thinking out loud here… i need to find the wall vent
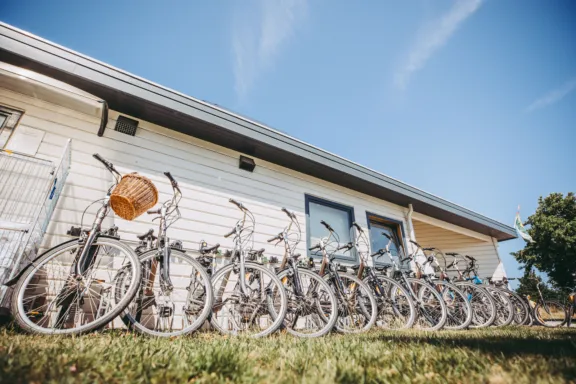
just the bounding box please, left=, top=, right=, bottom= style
left=114, top=116, right=138, bottom=136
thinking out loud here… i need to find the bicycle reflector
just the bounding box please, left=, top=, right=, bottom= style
left=569, top=294, right=575, bottom=303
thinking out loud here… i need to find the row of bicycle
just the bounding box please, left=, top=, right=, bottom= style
left=3, top=154, right=567, bottom=338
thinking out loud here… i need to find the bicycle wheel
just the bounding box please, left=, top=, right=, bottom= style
left=485, top=286, right=514, bottom=327
left=534, top=300, right=567, bottom=328
left=433, top=280, right=473, bottom=330
left=120, top=249, right=213, bottom=337
left=327, top=273, right=377, bottom=333
left=365, top=275, right=416, bottom=330
left=404, top=278, right=447, bottom=331
left=276, top=268, right=338, bottom=337
left=11, top=237, right=141, bottom=335
left=454, top=282, right=497, bottom=328
left=210, top=262, right=287, bottom=338
left=503, top=289, right=530, bottom=326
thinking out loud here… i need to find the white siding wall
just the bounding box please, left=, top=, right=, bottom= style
left=0, top=88, right=413, bottom=265
left=0, top=86, right=505, bottom=277
left=412, top=219, right=505, bottom=279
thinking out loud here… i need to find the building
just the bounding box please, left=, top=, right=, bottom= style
left=0, top=23, right=516, bottom=285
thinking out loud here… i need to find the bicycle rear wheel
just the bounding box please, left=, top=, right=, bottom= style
left=120, top=249, right=213, bottom=337
left=503, top=289, right=530, bottom=326
left=534, top=300, right=567, bottom=328
left=210, top=262, right=287, bottom=338
left=11, top=237, right=141, bottom=335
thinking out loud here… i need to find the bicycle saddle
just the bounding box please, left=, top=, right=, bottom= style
left=373, top=264, right=393, bottom=272
left=137, top=229, right=157, bottom=240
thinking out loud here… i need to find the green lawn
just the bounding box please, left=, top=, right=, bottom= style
left=1, top=327, right=575, bottom=384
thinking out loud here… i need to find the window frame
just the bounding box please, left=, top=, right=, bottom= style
left=0, top=104, right=24, bottom=149
left=305, top=194, right=356, bottom=262
left=366, top=212, right=407, bottom=266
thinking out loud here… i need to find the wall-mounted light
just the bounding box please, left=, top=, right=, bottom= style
left=239, top=155, right=256, bottom=172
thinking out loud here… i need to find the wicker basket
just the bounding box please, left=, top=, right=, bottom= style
left=110, top=173, right=158, bottom=221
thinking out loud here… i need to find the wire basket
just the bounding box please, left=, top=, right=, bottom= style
left=110, top=173, right=158, bottom=220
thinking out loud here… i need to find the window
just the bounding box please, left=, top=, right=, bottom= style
left=0, top=105, right=23, bottom=149
left=367, top=213, right=405, bottom=265
left=305, top=195, right=355, bottom=261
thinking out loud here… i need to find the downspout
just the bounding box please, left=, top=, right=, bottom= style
left=97, top=100, right=109, bottom=137
left=404, top=204, right=416, bottom=272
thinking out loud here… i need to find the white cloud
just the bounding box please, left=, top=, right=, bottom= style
left=232, top=0, right=307, bottom=100
left=395, top=0, right=483, bottom=89
left=525, top=77, right=576, bottom=112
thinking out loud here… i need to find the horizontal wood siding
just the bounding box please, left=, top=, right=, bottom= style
left=413, top=220, right=504, bottom=278
left=0, top=88, right=412, bottom=265
left=0, top=86, right=504, bottom=279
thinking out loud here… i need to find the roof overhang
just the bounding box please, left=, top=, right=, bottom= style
left=0, top=22, right=517, bottom=241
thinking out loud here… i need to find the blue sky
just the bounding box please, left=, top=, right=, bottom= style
left=3, top=0, right=575, bottom=284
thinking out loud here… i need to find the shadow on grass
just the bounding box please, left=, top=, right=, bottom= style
left=371, top=329, right=576, bottom=358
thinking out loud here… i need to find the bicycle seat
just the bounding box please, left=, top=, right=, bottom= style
left=374, top=264, right=393, bottom=272
left=200, top=243, right=220, bottom=255
left=137, top=229, right=157, bottom=240
left=248, top=248, right=265, bottom=257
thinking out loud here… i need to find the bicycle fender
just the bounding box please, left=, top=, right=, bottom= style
left=2, top=235, right=120, bottom=287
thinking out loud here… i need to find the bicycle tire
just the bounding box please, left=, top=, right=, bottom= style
left=120, top=249, right=214, bottom=337
left=210, top=262, right=287, bottom=338
left=276, top=268, right=338, bottom=338
left=11, top=237, right=141, bottom=335
left=404, top=277, right=448, bottom=331
left=326, top=272, right=377, bottom=334
left=501, top=288, right=530, bottom=326
left=433, top=280, right=473, bottom=330
left=484, top=286, right=514, bottom=327
left=533, top=300, right=567, bottom=328
left=454, top=282, right=497, bottom=328
left=364, top=274, right=416, bottom=330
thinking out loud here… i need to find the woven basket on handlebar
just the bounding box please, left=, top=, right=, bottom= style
left=110, top=173, right=158, bottom=221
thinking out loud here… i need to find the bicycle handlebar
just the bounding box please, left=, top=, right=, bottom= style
left=336, top=243, right=352, bottom=251
left=164, top=171, right=181, bottom=192
left=370, top=249, right=384, bottom=257
left=147, top=209, right=161, bottom=215
left=93, top=153, right=120, bottom=176
left=465, top=255, right=476, bottom=262
left=281, top=207, right=296, bottom=220
left=353, top=222, right=363, bottom=233
left=267, top=234, right=282, bottom=243
left=320, top=220, right=334, bottom=232
left=309, top=245, right=320, bottom=251
left=229, top=199, right=245, bottom=211
left=382, top=232, right=392, bottom=240
left=409, top=239, right=421, bottom=248
left=224, top=228, right=236, bottom=238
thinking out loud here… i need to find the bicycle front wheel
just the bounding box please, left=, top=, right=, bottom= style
left=11, top=237, right=141, bottom=335
left=365, top=275, right=416, bottom=330
left=210, top=262, right=287, bottom=338
left=120, top=249, right=214, bottom=337
left=485, top=286, right=514, bottom=327
left=454, top=282, right=496, bottom=328
left=277, top=268, right=338, bottom=338
left=405, top=278, right=447, bottom=331
left=327, top=272, right=377, bottom=334
left=433, top=280, right=473, bottom=330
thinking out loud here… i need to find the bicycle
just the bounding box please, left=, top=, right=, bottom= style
left=5, top=154, right=143, bottom=334
left=267, top=208, right=338, bottom=337
left=523, top=276, right=567, bottom=328
left=210, top=199, right=288, bottom=337
left=449, top=253, right=514, bottom=327
left=409, top=244, right=473, bottom=330
left=342, top=223, right=416, bottom=330
left=484, top=276, right=530, bottom=326
left=309, top=220, right=377, bottom=333
left=119, top=172, right=214, bottom=337
left=372, top=238, right=448, bottom=331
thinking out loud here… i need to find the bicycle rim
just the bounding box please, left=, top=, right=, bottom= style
left=405, top=278, right=447, bottom=331
left=366, top=275, right=416, bottom=330
left=12, top=237, right=141, bottom=335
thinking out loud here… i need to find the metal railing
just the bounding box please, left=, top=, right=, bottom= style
left=0, top=139, right=71, bottom=307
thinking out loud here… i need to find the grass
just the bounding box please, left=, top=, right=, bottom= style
left=1, top=327, right=575, bottom=384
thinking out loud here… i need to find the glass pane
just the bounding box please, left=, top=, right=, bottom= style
left=0, top=113, right=9, bottom=148
left=369, top=221, right=402, bottom=264
left=308, top=200, right=352, bottom=257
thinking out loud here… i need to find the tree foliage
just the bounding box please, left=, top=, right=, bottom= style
left=512, top=192, right=576, bottom=290
left=515, top=270, right=558, bottom=299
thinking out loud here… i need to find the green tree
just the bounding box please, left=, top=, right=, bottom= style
left=512, top=192, right=576, bottom=290
left=515, top=270, right=558, bottom=299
